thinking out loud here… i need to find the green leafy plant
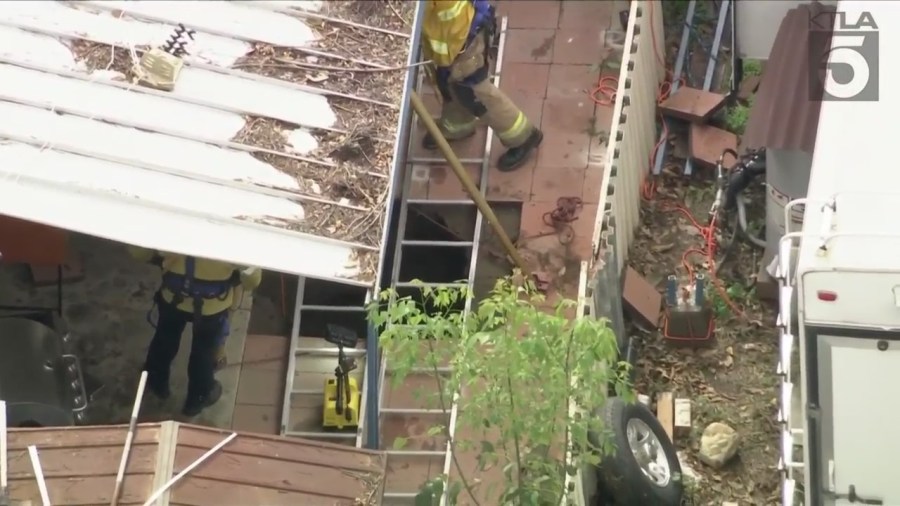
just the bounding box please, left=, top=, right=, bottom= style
left=369, top=275, right=632, bottom=506
left=742, top=59, right=762, bottom=77
left=724, top=96, right=754, bottom=134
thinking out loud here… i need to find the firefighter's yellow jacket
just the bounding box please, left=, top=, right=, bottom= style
left=422, top=0, right=476, bottom=67
left=128, top=246, right=262, bottom=316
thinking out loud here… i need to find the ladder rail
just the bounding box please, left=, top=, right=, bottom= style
left=378, top=63, right=459, bottom=501
left=280, top=275, right=307, bottom=435
left=438, top=16, right=510, bottom=505
left=280, top=274, right=372, bottom=446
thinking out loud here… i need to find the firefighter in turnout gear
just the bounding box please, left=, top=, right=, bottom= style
left=129, top=246, right=262, bottom=417
left=422, top=0, right=543, bottom=172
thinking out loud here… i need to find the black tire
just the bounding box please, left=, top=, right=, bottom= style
left=594, top=397, right=683, bottom=506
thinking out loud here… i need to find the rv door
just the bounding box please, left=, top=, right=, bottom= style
left=807, top=326, right=898, bottom=506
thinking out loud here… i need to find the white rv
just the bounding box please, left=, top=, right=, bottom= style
left=776, top=2, right=893, bottom=505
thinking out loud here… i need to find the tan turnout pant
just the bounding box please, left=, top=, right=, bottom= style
left=437, top=31, right=534, bottom=148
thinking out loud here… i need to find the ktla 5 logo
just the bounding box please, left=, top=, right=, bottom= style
left=809, top=9, right=879, bottom=102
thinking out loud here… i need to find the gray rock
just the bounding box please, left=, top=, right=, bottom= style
left=698, top=422, right=739, bottom=469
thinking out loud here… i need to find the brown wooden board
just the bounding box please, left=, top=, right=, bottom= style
left=689, top=124, right=738, bottom=171
left=656, top=392, right=675, bottom=441
left=5, top=422, right=387, bottom=506
left=6, top=425, right=160, bottom=505
left=622, top=267, right=662, bottom=329
left=171, top=425, right=386, bottom=505
left=659, top=87, right=727, bottom=123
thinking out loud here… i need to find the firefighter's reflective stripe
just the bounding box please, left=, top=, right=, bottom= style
left=429, top=39, right=450, bottom=55
left=497, top=112, right=529, bottom=143
left=436, top=1, right=468, bottom=21
left=423, top=0, right=475, bottom=67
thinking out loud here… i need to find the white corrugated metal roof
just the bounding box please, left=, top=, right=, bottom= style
left=0, top=0, right=407, bottom=284
left=799, top=0, right=894, bottom=272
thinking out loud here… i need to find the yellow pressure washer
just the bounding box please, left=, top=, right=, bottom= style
left=322, top=324, right=361, bottom=430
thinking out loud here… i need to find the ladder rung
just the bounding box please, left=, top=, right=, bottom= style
left=401, top=239, right=474, bottom=247
left=382, top=492, right=420, bottom=499
left=285, top=431, right=357, bottom=439
left=291, top=388, right=323, bottom=395
left=407, top=366, right=452, bottom=373
left=299, top=305, right=366, bottom=312
left=408, top=156, right=485, bottom=164
left=380, top=408, right=447, bottom=415
left=407, top=199, right=477, bottom=205
left=384, top=449, right=445, bottom=456
left=294, top=347, right=366, bottom=356
left=394, top=282, right=467, bottom=289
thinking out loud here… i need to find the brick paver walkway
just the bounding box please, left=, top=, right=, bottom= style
left=442, top=1, right=619, bottom=502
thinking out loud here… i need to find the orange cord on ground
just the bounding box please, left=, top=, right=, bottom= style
left=588, top=1, right=745, bottom=320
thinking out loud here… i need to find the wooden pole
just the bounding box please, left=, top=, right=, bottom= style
left=408, top=90, right=530, bottom=275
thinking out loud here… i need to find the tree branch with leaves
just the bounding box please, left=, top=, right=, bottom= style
left=369, top=275, right=633, bottom=505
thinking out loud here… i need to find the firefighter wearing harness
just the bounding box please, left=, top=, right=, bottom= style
left=422, top=0, right=543, bottom=172
left=129, top=246, right=262, bottom=417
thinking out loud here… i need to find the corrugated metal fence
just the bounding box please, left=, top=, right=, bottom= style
left=569, top=1, right=665, bottom=503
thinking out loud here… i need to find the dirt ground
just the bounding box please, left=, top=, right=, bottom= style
left=627, top=2, right=781, bottom=504
left=0, top=233, right=253, bottom=428
left=630, top=178, right=780, bottom=505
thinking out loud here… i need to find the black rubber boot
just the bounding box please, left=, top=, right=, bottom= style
left=497, top=129, right=544, bottom=172
left=182, top=380, right=223, bottom=417
left=422, top=129, right=476, bottom=151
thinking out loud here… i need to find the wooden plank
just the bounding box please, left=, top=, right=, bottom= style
left=656, top=392, right=674, bottom=441
left=658, top=87, right=727, bottom=123
left=175, top=425, right=383, bottom=473
left=6, top=444, right=159, bottom=478
left=8, top=473, right=155, bottom=505
left=170, top=446, right=376, bottom=500
left=689, top=124, right=738, bottom=170
left=8, top=425, right=160, bottom=449
left=674, top=398, right=692, bottom=437
left=622, top=267, right=662, bottom=329
left=169, top=477, right=352, bottom=506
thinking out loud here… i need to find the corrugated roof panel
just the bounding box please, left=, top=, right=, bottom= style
left=0, top=0, right=411, bottom=283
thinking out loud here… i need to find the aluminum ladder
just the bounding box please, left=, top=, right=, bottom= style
left=379, top=16, right=510, bottom=504
left=279, top=276, right=372, bottom=448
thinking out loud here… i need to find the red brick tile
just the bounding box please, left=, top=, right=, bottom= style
left=486, top=165, right=534, bottom=200
left=496, top=0, right=561, bottom=29
left=504, top=29, right=556, bottom=64
left=569, top=204, right=599, bottom=260
left=531, top=166, right=586, bottom=203
left=236, top=368, right=284, bottom=406
left=427, top=163, right=483, bottom=201
left=583, top=163, right=606, bottom=204
left=537, top=97, right=596, bottom=169
left=547, top=64, right=598, bottom=98
left=519, top=201, right=560, bottom=238
left=553, top=26, right=609, bottom=65
left=242, top=334, right=289, bottom=371
left=558, top=1, right=615, bottom=29
left=500, top=63, right=550, bottom=98
left=231, top=403, right=280, bottom=435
